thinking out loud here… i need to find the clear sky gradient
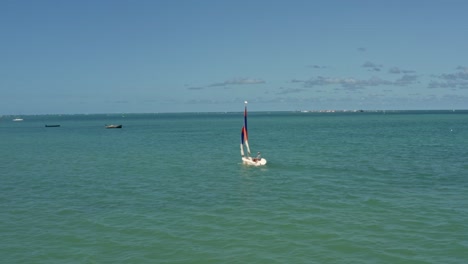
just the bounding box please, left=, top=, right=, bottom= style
left=1, top=0, right=468, bottom=114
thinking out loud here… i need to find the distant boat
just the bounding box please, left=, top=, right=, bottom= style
left=240, top=101, right=267, bottom=166
left=12, top=118, right=23, bottom=122
left=45, top=125, right=60, bottom=127
left=105, top=124, right=122, bottom=129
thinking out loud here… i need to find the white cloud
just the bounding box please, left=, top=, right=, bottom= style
left=297, top=73, right=419, bottom=90
left=389, top=67, right=401, bottom=74
left=276, top=87, right=306, bottom=95
left=208, top=78, right=265, bottom=87
left=362, top=61, right=383, bottom=72
left=429, top=67, right=468, bottom=89
left=307, top=65, right=326, bottom=69
left=303, top=76, right=393, bottom=90
left=394, top=75, right=419, bottom=86
left=187, top=77, right=266, bottom=91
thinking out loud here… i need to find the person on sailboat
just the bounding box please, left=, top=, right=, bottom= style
left=253, top=152, right=261, bottom=162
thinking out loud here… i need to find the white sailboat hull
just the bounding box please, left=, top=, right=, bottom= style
left=242, top=157, right=267, bottom=166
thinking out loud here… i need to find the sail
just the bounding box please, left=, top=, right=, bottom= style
left=240, top=104, right=251, bottom=157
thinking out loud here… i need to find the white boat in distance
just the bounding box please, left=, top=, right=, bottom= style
left=240, top=101, right=267, bottom=166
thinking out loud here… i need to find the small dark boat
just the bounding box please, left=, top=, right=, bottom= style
left=45, top=125, right=60, bottom=127
left=105, top=124, right=122, bottom=129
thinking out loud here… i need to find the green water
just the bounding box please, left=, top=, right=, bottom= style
left=1, top=111, right=467, bottom=263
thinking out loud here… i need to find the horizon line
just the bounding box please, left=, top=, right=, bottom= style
left=1, top=109, right=467, bottom=116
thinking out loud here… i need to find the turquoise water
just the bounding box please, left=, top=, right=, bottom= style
left=1, top=111, right=467, bottom=263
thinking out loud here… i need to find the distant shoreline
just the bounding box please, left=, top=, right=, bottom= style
left=1, top=109, right=467, bottom=117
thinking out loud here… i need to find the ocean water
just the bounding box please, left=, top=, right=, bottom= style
left=1, top=111, right=467, bottom=263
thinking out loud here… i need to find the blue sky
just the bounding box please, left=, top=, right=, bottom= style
left=1, top=0, right=468, bottom=114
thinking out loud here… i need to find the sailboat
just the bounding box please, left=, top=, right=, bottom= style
left=240, top=101, right=267, bottom=166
